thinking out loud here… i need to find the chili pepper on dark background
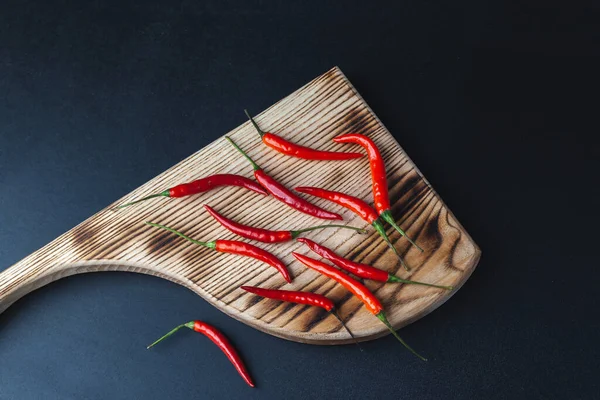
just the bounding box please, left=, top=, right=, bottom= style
left=147, top=320, right=254, bottom=387
left=116, top=174, right=268, bottom=209
left=244, top=110, right=363, bottom=160
left=146, top=222, right=292, bottom=283
left=333, top=133, right=423, bottom=252
left=226, top=136, right=342, bottom=220
left=295, top=186, right=410, bottom=270
left=297, top=238, right=452, bottom=290
left=205, top=205, right=365, bottom=243
left=292, top=251, right=426, bottom=360
left=240, top=286, right=360, bottom=347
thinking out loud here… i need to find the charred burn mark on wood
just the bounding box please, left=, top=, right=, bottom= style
left=348, top=238, right=391, bottom=265
left=283, top=304, right=312, bottom=328
left=423, top=211, right=442, bottom=248
left=394, top=173, right=422, bottom=202
left=341, top=108, right=375, bottom=134
left=302, top=307, right=330, bottom=332
left=71, top=223, right=100, bottom=247
left=146, top=231, right=178, bottom=254
left=399, top=184, right=431, bottom=215
left=323, top=167, right=347, bottom=187
left=249, top=269, right=296, bottom=293
left=254, top=302, right=280, bottom=320
left=329, top=290, right=356, bottom=315
left=321, top=67, right=339, bottom=82
left=263, top=301, right=299, bottom=324
left=245, top=293, right=264, bottom=309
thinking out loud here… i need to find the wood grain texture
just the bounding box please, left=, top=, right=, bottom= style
left=0, top=67, right=480, bottom=344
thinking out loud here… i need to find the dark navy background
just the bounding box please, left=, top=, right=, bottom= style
left=1, top=1, right=598, bottom=399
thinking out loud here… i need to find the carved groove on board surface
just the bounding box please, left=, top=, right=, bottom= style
left=0, top=67, right=480, bottom=344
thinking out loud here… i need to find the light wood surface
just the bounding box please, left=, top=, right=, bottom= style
left=0, top=67, right=480, bottom=344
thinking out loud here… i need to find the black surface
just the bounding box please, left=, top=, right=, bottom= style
left=1, top=1, right=598, bottom=399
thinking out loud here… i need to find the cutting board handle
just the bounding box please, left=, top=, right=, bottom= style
left=0, top=259, right=192, bottom=314
left=0, top=256, right=59, bottom=314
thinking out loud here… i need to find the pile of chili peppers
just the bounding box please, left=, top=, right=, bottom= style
left=120, top=111, right=455, bottom=387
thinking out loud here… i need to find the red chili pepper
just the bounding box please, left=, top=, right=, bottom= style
left=297, top=238, right=453, bottom=290
left=116, top=174, right=268, bottom=209
left=147, top=320, right=254, bottom=387
left=146, top=222, right=291, bottom=283
left=226, top=136, right=342, bottom=220
left=204, top=205, right=366, bottom=243
left=333, top=134, right=423, bottom=253
left=294, top=186, right=409, bottom=270
left=292, top=252, right=427, bottom=361
left=244, top=110, right=363, bottom=160
left=240, top=286, right=360, bottom=348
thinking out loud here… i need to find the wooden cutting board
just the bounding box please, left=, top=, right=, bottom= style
left=0, top=67, right=480, bottom=344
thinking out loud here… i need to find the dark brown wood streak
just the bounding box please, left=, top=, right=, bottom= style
left=0, top=67, right=480, bottom=344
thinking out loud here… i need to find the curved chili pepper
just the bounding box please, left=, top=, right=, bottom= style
left=116, top=174, right=268, bottom=209
left=295, top=186, right=409, bottom=270
left=295, top=187, right=378, bottom=222
left=333, top=134, right=423, bottom=253
left=204, top=205, right=365, bottom=243
left=244, top=110, right=363, bottom=160
left=297, top=238, right=452, bottom=290
left=292, top=252, right=426, bottom=361
left=147, top=320, right=254, bottom=387
left=146, top=222, right=291, bottom=283
left=225, top=136, right=342, bottom=220
left=240, top=286, right=360, bottom=348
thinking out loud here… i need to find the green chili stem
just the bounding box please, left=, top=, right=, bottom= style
left=116, top=190, right=170, bottom=209
left=147, top=321, right=195, bottom=349
left=376, top=312, right=427, bottom=361
left=291, top=224, right=367, bottom=238
left=387, top=275, right=453, bottom=290
left=145, top=222, right=216, bottom=249
left=372, top=218, right=410, bottom=271
left=244, top=110, right=265, bottom=138
left=226, top=136, right=261, bottom=171
left=380, top=210, right=424, bottom=253
left=331, top=309, right=363, bottom=352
